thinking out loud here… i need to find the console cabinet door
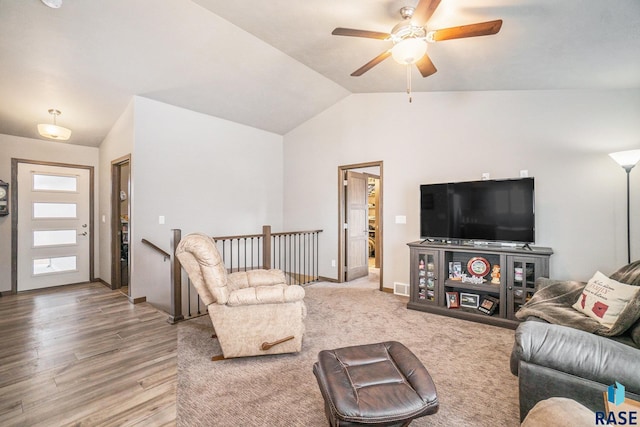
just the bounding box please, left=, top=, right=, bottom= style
left=411, top=249, right=439, bottom=304
left=506, top=256, right=548, bottom=320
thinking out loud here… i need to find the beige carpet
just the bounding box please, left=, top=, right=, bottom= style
left=177, top=284, right=520, bottom=426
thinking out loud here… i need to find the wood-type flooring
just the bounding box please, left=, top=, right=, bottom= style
left=0, top=282, right=177, bottom=426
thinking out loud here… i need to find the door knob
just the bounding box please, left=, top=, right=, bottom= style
left=78, top=232, right=87, bottom=236
left=82, top=224, right=87, bottom=228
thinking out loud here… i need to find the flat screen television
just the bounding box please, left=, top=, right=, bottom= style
left=420, top=177, right=535, bottom=244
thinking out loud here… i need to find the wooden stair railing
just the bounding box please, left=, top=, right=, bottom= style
left=168, top=226, right=322, bottom=324
left=141, top=238, right=171, bottom=261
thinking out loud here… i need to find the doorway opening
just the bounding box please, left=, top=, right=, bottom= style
left=111, top=155, right=130, bottom=296
left=337, top=161, right=383, bottom=291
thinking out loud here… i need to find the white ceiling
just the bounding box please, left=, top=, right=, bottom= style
left=0, top=0, right=638, bottom=147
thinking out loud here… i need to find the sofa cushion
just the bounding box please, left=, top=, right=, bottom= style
left=630, top=319, right=640, bottom=347
left=572, top=271, right=640, bottom=332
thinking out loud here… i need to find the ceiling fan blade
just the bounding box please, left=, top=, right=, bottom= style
left=412, top=0, right=442, bottom=26
left=332, top=28, right=390, bottom=40
left=351, top=51, right=392, bottom=76
left=416, top=54, right=437, bottom=77
left=431, top=20, right=503, bottom=41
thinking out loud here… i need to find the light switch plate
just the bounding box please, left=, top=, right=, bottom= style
left=159, top=215, right=165, bottom=225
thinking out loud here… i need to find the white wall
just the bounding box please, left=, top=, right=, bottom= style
left=0, top=134, right=99, bottom=293
left=283, top=89, right=640, bottom=288
left=98, top=99, right=134, bottom=284
left=131, top=97, right=284, bottom=311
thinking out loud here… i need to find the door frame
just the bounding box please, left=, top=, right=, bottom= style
left=110, top=154, right=131, bottom=291
left=363, top=173, right=381, bottom=269
left=337, top=161, right=383, bottom=290
left=11, top=158, right=95, bottom=293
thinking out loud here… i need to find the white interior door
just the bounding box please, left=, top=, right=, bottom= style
left=17, top=164, right=90, bottom=291
left=345, top=171, right=368, bottom=281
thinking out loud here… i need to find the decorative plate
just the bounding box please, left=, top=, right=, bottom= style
left=467, top=257, right=490, bottom=277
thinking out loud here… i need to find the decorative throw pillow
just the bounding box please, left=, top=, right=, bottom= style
left=572, top=271, right=640, bottom=332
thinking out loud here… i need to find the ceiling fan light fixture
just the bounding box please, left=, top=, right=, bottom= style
left=37, top=109, right=72, bottom=141
left=391, top=38, right=427, bottom=65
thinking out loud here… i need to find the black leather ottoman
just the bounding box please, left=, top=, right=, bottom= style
left=312, top=341, right=439, bottom=427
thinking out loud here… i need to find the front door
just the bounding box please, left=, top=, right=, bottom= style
left=345, top=171, right=368, bottom=281
left=16, top=163, right=91, bottom=291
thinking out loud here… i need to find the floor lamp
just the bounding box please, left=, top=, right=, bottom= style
left=609, top=149, right=640, bottom=264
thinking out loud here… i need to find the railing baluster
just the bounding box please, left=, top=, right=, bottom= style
left=298, top=234, right=301, bottom=285
left=287, top=234, right=291, bottom=286
left=188, top=277, right=191, bottom=318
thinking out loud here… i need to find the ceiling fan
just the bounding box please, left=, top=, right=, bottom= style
left=331, top=0, right=503, bottom=78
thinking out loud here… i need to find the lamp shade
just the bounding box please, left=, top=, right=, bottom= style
left=38, top=109, right=72, bottom=141
left=609, top=149, right=640, bottom=169
left=391, top=38, right=427, bottom=65
left=41, top=0, right=62, bottom=8
left=37, top=124, right=72, bottom=141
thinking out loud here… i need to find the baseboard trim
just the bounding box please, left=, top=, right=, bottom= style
left=318, top=276, right=339, bottom=283
left=93, top=278, right=111, bottom=288
left=381, top=287, right=393, bottom=294
left=128, top=295, right=147, bottom=304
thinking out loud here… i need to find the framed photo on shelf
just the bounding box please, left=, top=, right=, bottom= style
left=460, top=292, right=480, bottom=309
left=449, top=262, right=462, bottom=280
left=478, top=295, right=499, bottom=315
left=514, top=267, right=524, bottom=282
left=446, top=291, right=460, bottom=308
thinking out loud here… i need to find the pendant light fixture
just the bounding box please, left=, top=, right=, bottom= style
left=41, top=0, right=63, bottom=8
left=37, top=109, right=72, bottom=141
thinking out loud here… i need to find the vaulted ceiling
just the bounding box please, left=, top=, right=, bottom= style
left=1, top=0, right=638, bottom=147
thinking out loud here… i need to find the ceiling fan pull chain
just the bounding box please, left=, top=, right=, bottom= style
left=407, top=64, right=413, bottom=103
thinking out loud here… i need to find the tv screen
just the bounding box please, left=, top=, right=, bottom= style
left=420, top=178, right=535, bottom=243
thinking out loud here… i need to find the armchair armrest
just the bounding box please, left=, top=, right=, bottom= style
left=511, top=321, right=640, bottom=394
left=228, top=269, right=287, bottom=290
left=227, top=284, right=305, bottom=307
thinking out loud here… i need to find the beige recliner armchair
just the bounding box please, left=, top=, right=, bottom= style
left=175, top=233, right=306, bottom=359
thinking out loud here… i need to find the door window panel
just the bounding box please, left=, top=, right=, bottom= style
left=33, top=229, right=77, bottom=247
left=33, top=202, right=77, bottom=219
left=33, top=256, right=77, bottom=275
left=32, top=174, right=77, bottom=192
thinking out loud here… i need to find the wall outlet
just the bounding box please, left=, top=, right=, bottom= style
left=482, top=172, right=490, bottom=180
left=159, top=215, right=165, bottom=225
left=520, top=169, right=529, bottom=177
left=395, top=215, right=407, bottom=224
left=331, top=259, right=336, bottom=267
